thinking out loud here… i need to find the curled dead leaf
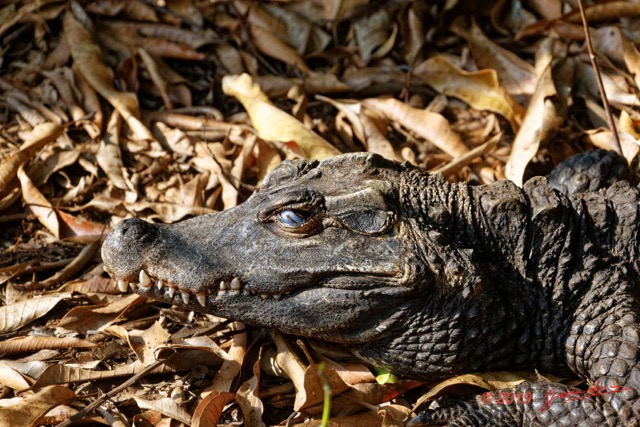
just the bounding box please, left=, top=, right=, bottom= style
left=0, top=122, right=64, bottom=195
left=0, top=293, right=71, bottom=333
left=64, top=8, right=154, bottom=141
left=0, top=385, right=76, bottom=427
left=363, top=98, right=468, bottom=158
left=413, top=56, right=525, bottom=130
left=222, top=73, right=340, bottom=159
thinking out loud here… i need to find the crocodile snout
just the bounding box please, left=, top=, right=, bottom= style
left=102, top=218, right=159, bottom=281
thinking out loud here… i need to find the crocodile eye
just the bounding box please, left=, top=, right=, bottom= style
left=277, top=209, right=311, bottom=227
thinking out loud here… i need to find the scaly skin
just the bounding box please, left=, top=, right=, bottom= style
left=102, top=151, right=640, bottom=426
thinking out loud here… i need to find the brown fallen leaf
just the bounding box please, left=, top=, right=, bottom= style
left=64, top=6, right=154, bottom=141
left=236, top=360, right=265, bottom=427
left=72, top=62, right=103, bottom=130
left=505, top=57, right=571, bottom=186
left=191, top=390, right=235, bottom=427
left=57, top=293, right=145, bottom=334
left=564, top=1, right=640, bottom=24
left=232, top=1, right=311, bottom=74
left=14, top=239, right=101, bottom=291
left=413, top=56, right=525, bottom=130
left=0, top=293, right=72, bottom=334
left=138, top=48, right=173, bottom=109
left=97, top=111, right=135, bottom=192
left=585, top=125, right=639, bottom=165
left=57, top=211, right=107, bottom=239
left=353, top=9, right=394, bottom=64
left=127, top=320, right=171, bottom=365
left=222, top=73, right=340, bottom=159
left=250, top=24, right=311, bottom=74
left=0, top=362, right=32, bottom=391
left=0, top=122, right=64, bottom=195
left=576, top=61, right=638, bottom=106
left=58, top=275, right=115, bottom=294
left=87, top=0, right=159, bottom=22
left=413, top=371, right=533, bottom=409
left=31, top=350, right=222, bottom=389
left=0, top=385, right=76, bottom=427
left=363, top=97, right=469, bottom=158
left=206, top=321, right=246, bottom=394
left=132, top=396, right=191, bottom=425
left=451, top=18, right=537, bottom=96
left=0, top=336, right=96, bottom=356
left=380, top=405, right=414, bottom=427
left=317, top=95, right=400, bottom=161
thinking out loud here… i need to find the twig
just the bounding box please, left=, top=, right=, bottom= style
left=13, top=239, right=101, bottom=291
left=431, top=133, right=501, bottom=177
left=0, top=212, right=26, bottom=223
left=55, top=358, right=167, bottom=427
left=577, top=0, right=623, bottom=156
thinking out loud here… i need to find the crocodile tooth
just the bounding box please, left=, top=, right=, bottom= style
left=103, top=266, right=109, bottom=273
left=129, top=282, right=136, bottom=290
left=260, top=293, right=269, bottom=300
left=273, top=293, right=282, bottom=300
left=117, top=279, right=128, bottom=292
left=196, top=292, right=207, bottom=306
left=139, top=270, right=152, bottom=288
left=220, top=280, right=229, bottom=291
left=181, top=291, right=190, bottom=305
left=230, top=277, right=242, bottom=290
left=157, top=280, right=164, bottom=290
left=167, top=287, right=176, bottom=298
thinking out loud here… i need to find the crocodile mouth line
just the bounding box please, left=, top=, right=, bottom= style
left=104, top=266, right=405, bottom=307
left=104, top=268, right=292, bottom=306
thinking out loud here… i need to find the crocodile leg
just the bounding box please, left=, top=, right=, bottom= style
left=409, top=267, right=640, bottom=426
left=408, top=380, right=619, bottom=426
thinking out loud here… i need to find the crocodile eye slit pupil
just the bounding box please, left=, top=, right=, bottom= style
left=278, top=209, right=308, bottom=227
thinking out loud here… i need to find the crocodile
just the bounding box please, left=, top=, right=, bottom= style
left=102, top=150, right=640, bottom=426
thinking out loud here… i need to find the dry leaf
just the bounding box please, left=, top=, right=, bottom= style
left=0, top=122, right=64, bottom=194
left=451, top=18, right=537, bottom=96
left=64, top=7, right=154, bottom=141
left=505, top=58, right=570, bottom=186
left=132, top=396, right=191, bottom=425
left=58, top=293, right=144, bottom=334
left=236, top=360, right=265, bottom=427
left=0, top=385, right=76, bottom=427
left=127, top=320, right=171, bottom=365
left=97, top=111, right=134, bottom=192
left=363, top=98, right=468, bottom=158
left=0, top=336, right=96, bottom=356
left=207, top=321, right=246, bottom=393
left=0, top=362, right=32, bottom=390
left=413, top=371, right=530, bottom=408
left=191, top=391, right=235, bottom=427
left=413, top=56, right=525, bottom=130
left=0, top=294, right=71, bottom=334
left=222, top=73, right=340, bottom=159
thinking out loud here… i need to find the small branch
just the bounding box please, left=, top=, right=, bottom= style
left=55, top=358, right=167, bottom=427
left=577, top=0, right=623, bottom=157
left=13, top=239, right=101, bottom=291
left=431, top=133, right=501, bottom=177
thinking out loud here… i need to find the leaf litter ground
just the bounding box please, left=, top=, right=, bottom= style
left=0, top=0, right=639, bottom=426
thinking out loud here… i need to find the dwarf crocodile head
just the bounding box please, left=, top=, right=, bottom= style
left=102, top=153, right=428, bottom=344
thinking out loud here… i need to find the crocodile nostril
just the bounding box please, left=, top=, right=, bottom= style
left=116, top=218, right=156, bottom=241
left=102, top=219, right=157, bottom=278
